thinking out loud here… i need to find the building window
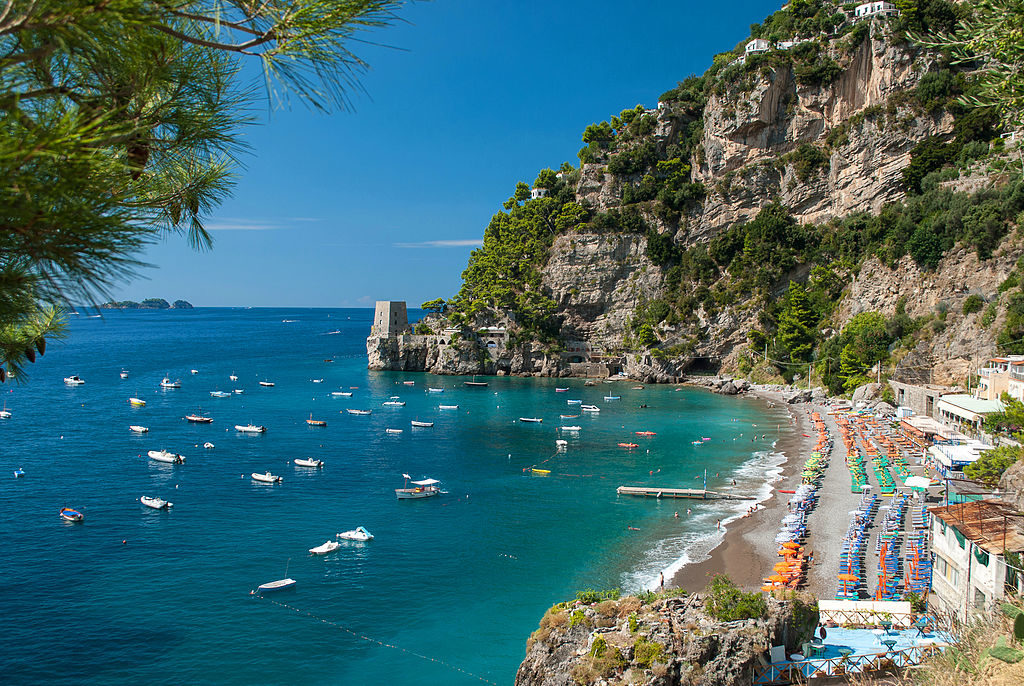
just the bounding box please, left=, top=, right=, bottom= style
left=935, top=554, right=960, bottom=587
left=974, top=588, right=987, bottom=608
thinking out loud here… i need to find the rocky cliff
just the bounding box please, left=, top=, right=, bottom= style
left=515, top=591, right=817, bottom=686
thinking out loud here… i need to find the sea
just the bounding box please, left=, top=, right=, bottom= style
left=0, top=308, right=789, bottom=685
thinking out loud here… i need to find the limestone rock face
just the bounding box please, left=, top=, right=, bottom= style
left=515, top=593, right=817, bottom=686
left=1000, top=462, right=1024, bottom=512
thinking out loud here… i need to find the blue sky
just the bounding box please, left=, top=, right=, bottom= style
left=112, top=1, right=781, bottom=307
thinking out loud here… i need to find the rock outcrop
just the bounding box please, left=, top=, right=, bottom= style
left=515, top=592, right=817, bottom=686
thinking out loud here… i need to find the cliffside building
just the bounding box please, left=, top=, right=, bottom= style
left=928, top=500, right=1024, bottom=622
left=745, top=38, right=770, bottom=54
left=530, top=187, right=548, bottom=200
left=976, top=356, right=1023, bottom=401
left=372, top=301, right=409, bottom=337
left=854, top=2, right=898, bottom=19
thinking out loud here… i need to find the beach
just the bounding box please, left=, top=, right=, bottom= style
left=670, top=390, right=823, bottom=593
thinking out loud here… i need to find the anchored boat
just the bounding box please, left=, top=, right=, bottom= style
left=294, top=458, right=324, bottom=468
left=60, top=507, right=84, bottom=523
left=395, top=474, right=440, bottom=499
left=140, top=496, right=173, bottom=510
left=148, top=450, right=185, bottom=464
left=337, top=526, right=373, bottom=542
left=251, top=471, right=282, bottom=484
left=235, top=423, right=266, bottom=433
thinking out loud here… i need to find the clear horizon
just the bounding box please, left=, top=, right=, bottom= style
left=109, top=1, right=781, bottom=308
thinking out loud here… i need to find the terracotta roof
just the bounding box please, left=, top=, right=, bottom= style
left=929, top=500, right=1024, bottom=554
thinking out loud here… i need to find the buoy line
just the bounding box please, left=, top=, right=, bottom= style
left=254, top=595, right=497, bottom=684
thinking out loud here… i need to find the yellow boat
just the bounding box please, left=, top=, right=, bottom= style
left=531, top=468, right=551, bottom=475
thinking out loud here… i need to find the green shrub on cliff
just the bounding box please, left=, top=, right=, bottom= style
left=704, top=574, right=767, bottom=622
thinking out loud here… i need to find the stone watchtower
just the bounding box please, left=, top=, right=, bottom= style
left=372, top=301, right=409, bottom=336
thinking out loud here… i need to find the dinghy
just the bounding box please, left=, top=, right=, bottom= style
left=309, top=540, right=340, bottom=555
left=59, top=507, right=84, bottom=522
left=203, top=442, right=215, bottom=449
left=294, top=458, right=324, bottom=468
left=235, top=423, right=266, bottom=433
left=580, top=405, right=600, bottom=413
left=256, top=578, right=295, bottom=593
left=346, top=409, right=371, bottom=415
left=251, top=471, right=281, bottom=484
left=410, top=420, right=434, bottom=428
left=159, top=377, right=181, bottom=389
left=519, top=417, right=543, bottom=423
left=140, top=496, right=172, bottom=510
left=438, top=404, right=459, bottom=410
left=129, top=397, right=146, bottom=407
left=385, top=428, right=403, bottom=434
left=129, top=425, right=149, bottom=433
left=148, top=450, right=185, bottom=464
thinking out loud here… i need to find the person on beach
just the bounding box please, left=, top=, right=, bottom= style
left=659, top=572, right=664, bottom=590
left=716, top=519, right=720, bottom=530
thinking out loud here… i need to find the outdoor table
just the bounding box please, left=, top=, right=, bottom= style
left=880, top=620, right=893, bottom=634
left=871, top=628, right=886, bottom=643
left=881, top=638, right=898, bottom=652
left=790, top=653, right=804, bottom=662
left=838, top=648, right=854, bottom=662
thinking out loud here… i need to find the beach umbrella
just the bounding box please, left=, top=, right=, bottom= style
left=767, top=574, right=788, bottom=583
left=782, top=541, right=801, bottom=550
left=837, top=573, right=858, bottom=581
left=905, top=475, right=931, bottom=489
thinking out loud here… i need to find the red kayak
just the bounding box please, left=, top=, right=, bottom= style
left=778, top=489, right=796, bottom=494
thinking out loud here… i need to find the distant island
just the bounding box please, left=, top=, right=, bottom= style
left=99, top=298, right=193, bottom=310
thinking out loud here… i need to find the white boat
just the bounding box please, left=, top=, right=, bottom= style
left=190, top=369, right=199, bottom=375
left=309, top=540, right=339, bottom=555
left=382, top=400, right=406, bottom=407
left=203, top=442, right=215, bottom=449
left=233, top=389, right=244, bottom=394
left=251, top=471, right=281, bottom=483
left=346, top=409, right=371, bottom=415
left=235, top=424, right=266, bottom=433
left=129, top=425, right=149, bottom=433
left=556, top=439, right=568, bottom=447
left=331, top=391, right=353, bottom=397
left=229, top=374, right=238, bottom=381
left=385, top=428, right=403, bottom=434
left=410, top=420, right=434, bottom=428
left=119, top=370, right=129, bottom=379
left=140, top=496, right=173, bottom=510
left=428, top=388, right=444, bottom=393
left=519, top=417, right=543, bottom=423
left=311, top=379, right=324, bottom=383
left=438, top=404, right=459, bottom=410
left=395, top=474, right=440, bottom=499
left=257, top=578, right=295, bottom=593
left=64, top=375, right=85, bottom=385
left=567, top=399, right=582, bottom=404
left=148, top=449, right=185, bottom=464
left=129, top=396, right=146, bottom=407
left=210, top=390, right=231, bottom=398
left=159, top=377, right=181, bottom=389
left=603, top=395, right=621, bottom=401
left=337, top=526, right=373, bottom=542
left=555, top=387, right=569, bottom=392
left=0, top=402, right=11, bottom=419
left=560, top=425, right=581, bottom=432
left=259, top=380, right=275, bottom=387
left=581, top=405, right=600, bottom=413
left=294, top=458, right=324, bottom=468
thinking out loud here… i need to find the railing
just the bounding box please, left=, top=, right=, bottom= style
left=751, top=644, right=947, bottom=684
left=818, top=607, right=913, bottom=628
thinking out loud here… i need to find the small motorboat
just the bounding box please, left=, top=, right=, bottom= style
left=129, top=425, right=149, bottom=433
left=567, top=399, right=582, bottom=405
left=382, top=400, right=406, bottom=407
left=410, top=420, right=434, bottom=428
left=120, top=369, right=129, bottom=379
left=584, top=380, right=596, bottom=386
left=396, top=475, right=440, bottom=499
left=635, top=431, right=656, bottom=436
left=531, top=468, right=551, bottom=475
left=438, top=404, right=459, bottom=410
left=203, top=442, right=215, bottom=449
left=581, top=405, right=600, bottom=413
left=229, top=374, right=238, bottom=381
left=604, top=396, right=621, bottom=401
left=185, top=413, right=213, bottom=424
left=402, top=381, right=415, bottom=386
left=464, top=379, right=488, bottom=387
left=257, top=578, right=296, bottom=593
left=618, top=442, right=639, bottom=448
left=385, top=428, right=403, bottom=434
left=159, top=377, right=181, bottom=389
left=331, top=391, right=353, bottom=397
left=519, top=417, right=543, bottom=423
left=560, top=414, right=579, bottom=419
left=210, top=390, right=231, bottom=398
left=294, top=458, right=324, bottom=468
left=346, top=409, right=371, bottom=415
left=555, top=439, right=568, bottom=448
left=13, top=468, right=25, bottom=478
left=560, top=426, right=581, bottom=432
left=555, top=387, right=569, bottom=392
left=632, top=385, right=645, bottom=390
left=0, top=402, right=11, bottom=419
left=309, top=540, right=340, bottom=555
left=129, top=396, right=146, bottom=407
left=251, top=471, right=282, bottom=484
left=233, top=389, right=244, bottom=394
left=306, top=414, right=327, bottom=427
left=140, top=496, right=173, bottom=510
left=337, top=526, right=373, bottom=542
left=311, top=379, right=324, bottom=383
left=235, top=424, right=267, bottom=433
left=258, top=380, right=275, bottom=387
left=190, top=369, right=199, bottom=375
left=427, top=387, right=444, bottom=393
left=60, top=507, right=84, bottom=522
left=148, top=450, right=185, bottom=464
left=63, top=375, right=85, bottom=385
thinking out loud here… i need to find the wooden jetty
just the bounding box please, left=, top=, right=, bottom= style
left=616, top=486, right=755, bottom=500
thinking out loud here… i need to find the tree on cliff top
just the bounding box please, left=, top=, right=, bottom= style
left=0, top=0, right=409, bottom=381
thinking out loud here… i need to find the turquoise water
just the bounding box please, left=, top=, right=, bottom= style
left=0, top=308, right=785, bottom=685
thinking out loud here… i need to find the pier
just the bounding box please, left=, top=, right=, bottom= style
left=616, top=486, right=755, bottom=500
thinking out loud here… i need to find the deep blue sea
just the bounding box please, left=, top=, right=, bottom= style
left=0, top=308, right=787, bottom=685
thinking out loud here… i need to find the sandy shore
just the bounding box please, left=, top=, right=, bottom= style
left=670, top=390, right=818, bottom=593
